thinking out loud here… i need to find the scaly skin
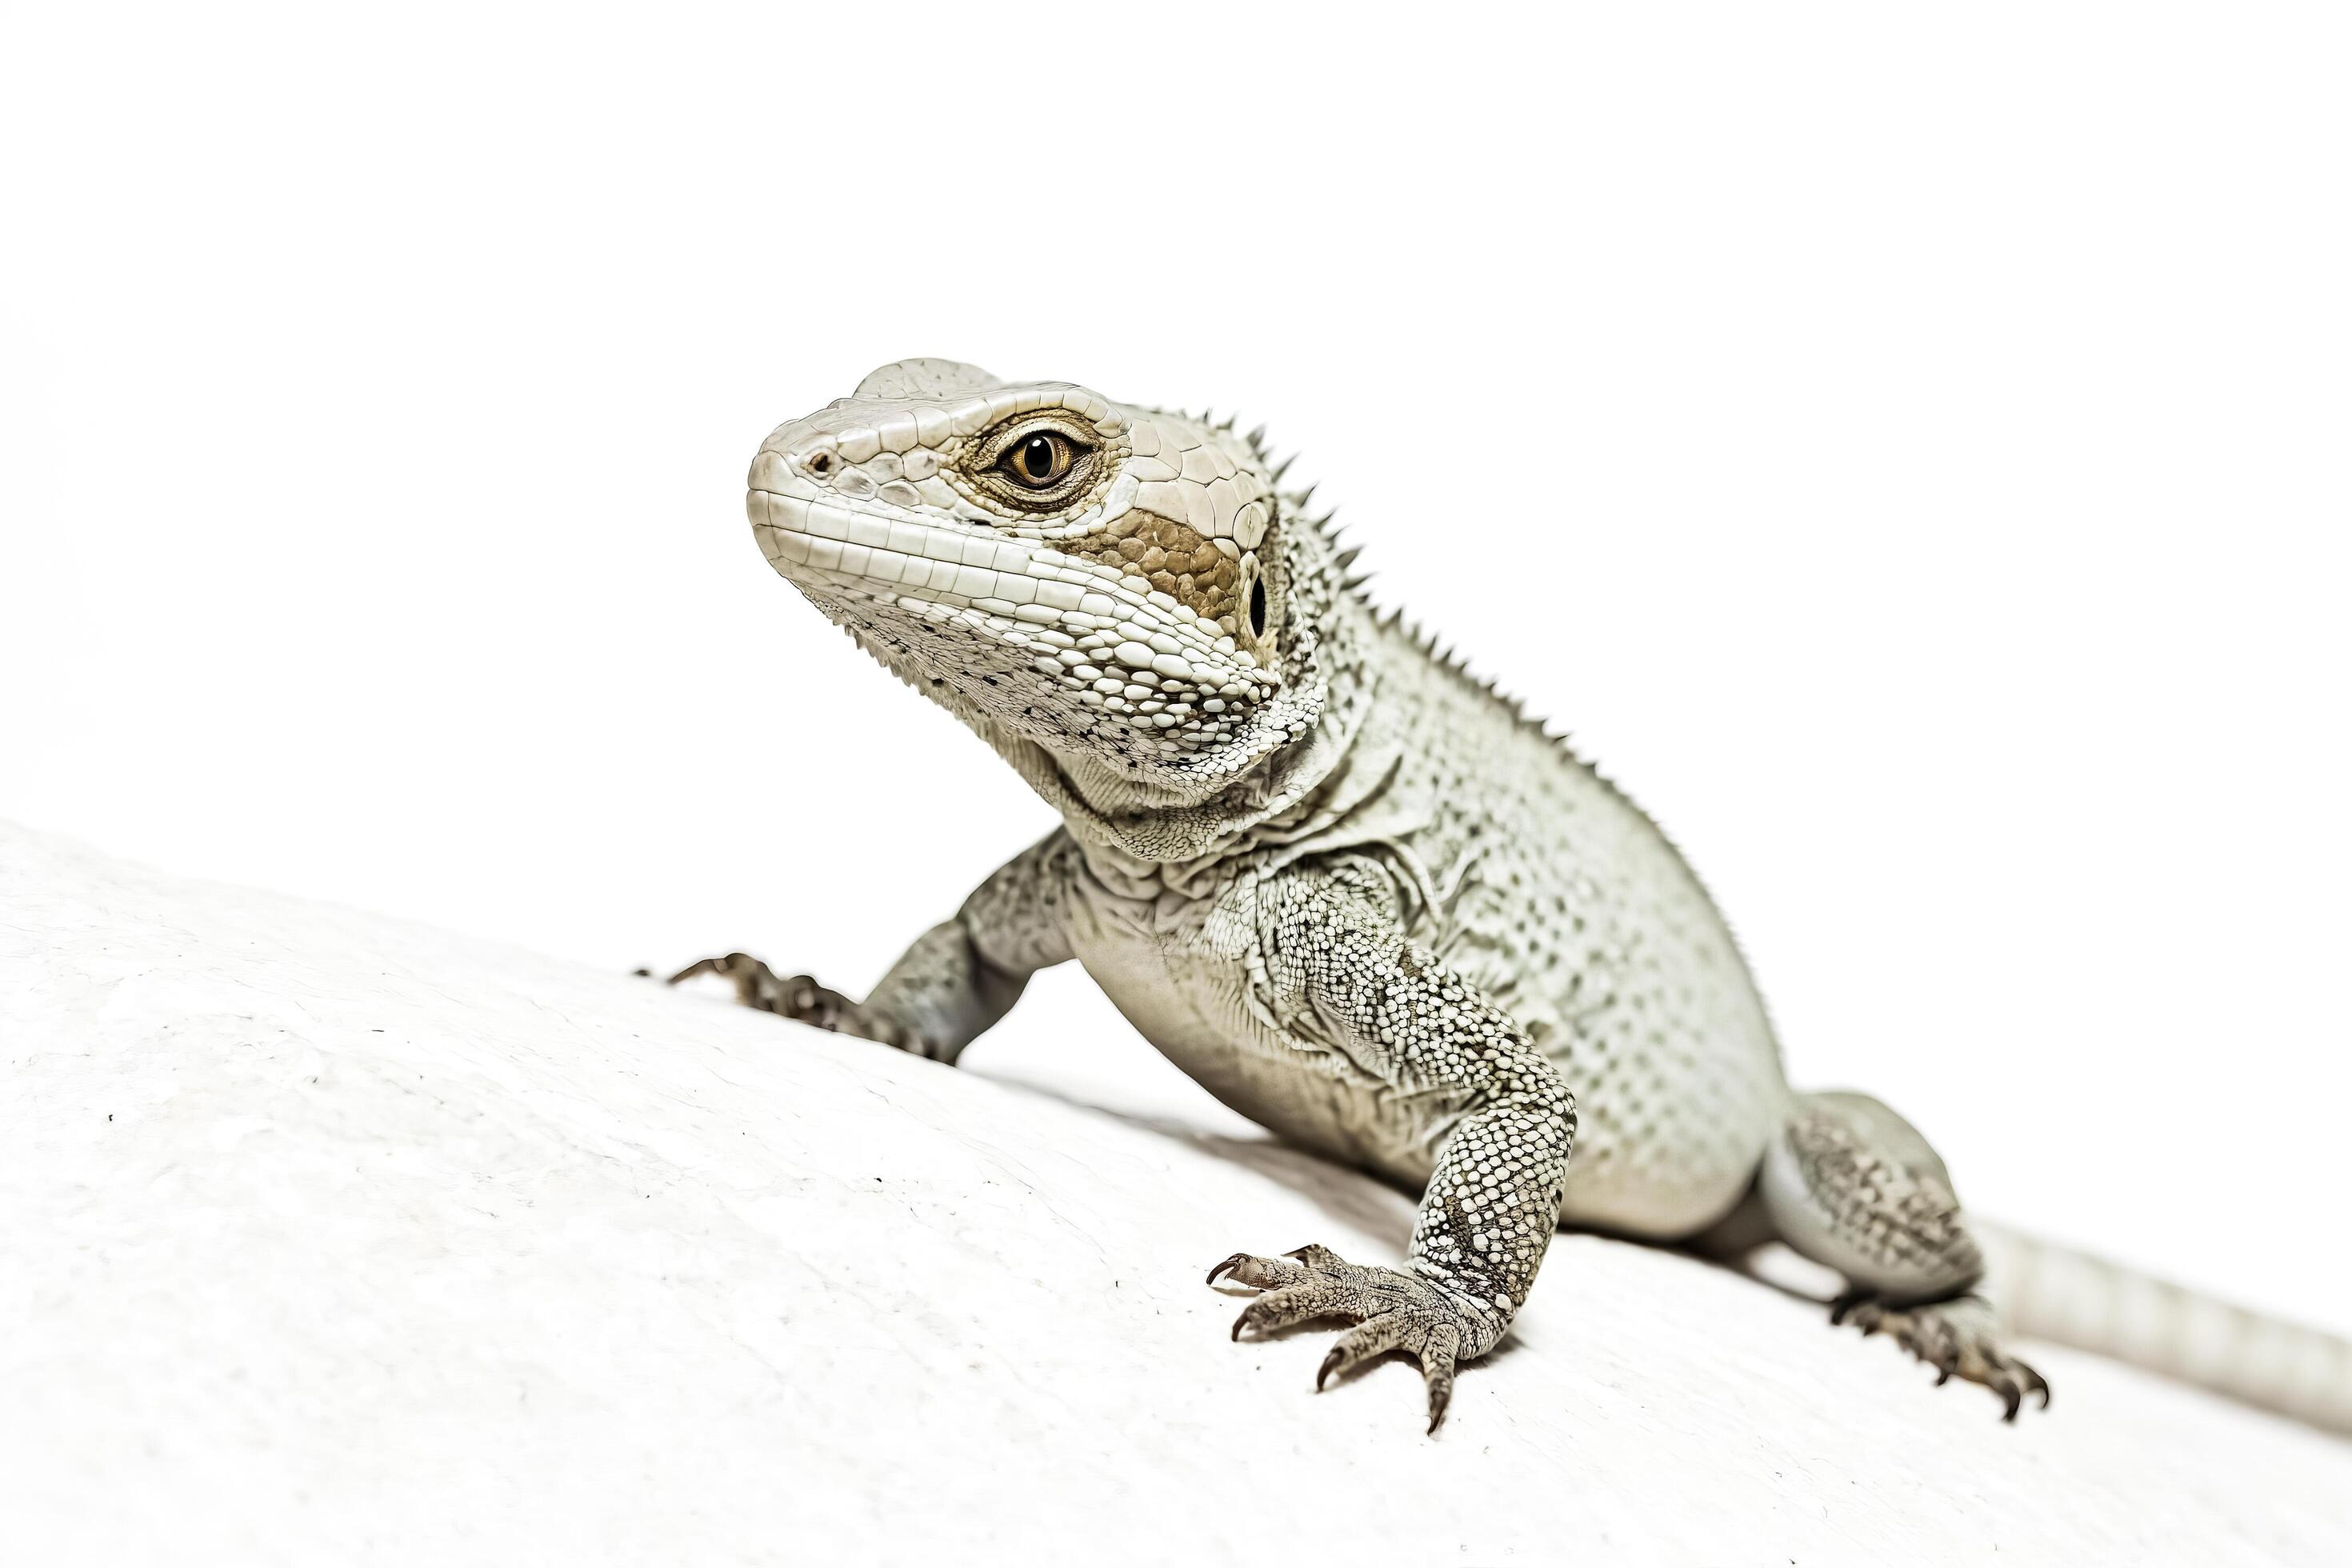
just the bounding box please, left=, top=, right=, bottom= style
left=676, top=358, right=2270, bottom=1433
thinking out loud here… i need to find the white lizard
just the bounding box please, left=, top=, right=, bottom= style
left=674, top=358, right=2351, bottom=1435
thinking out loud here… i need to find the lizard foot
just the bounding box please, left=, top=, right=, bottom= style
left=1831, top=1290, right=2051, bottom=1420
left=1207, top=1244, right=1505, bottom=1434
left=667, top=953, right=882, bottom=1036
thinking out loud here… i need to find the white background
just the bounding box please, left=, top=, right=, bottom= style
left=5, top=6, right=2346, bottom=1331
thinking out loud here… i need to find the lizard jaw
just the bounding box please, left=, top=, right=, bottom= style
left=746, top=478, right=1283, bottom=772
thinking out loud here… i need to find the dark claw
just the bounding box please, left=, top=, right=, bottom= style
left=1206, top=1254, right=1249, bottom=1287
left=1231, top=1310, right=1252, bottom=1342
left=1994, top=1375, right=2023, bottom=1422
left=1317, top=1347, right=1342, bottom=1391
left=1426, top=1386, right=1451, bottom=1435
left=666, top=957, right=722, bottom=986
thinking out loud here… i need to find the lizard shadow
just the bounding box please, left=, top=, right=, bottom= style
left=976, top=1068, right=1838, bottom=1409
left=978, top=1066, right=1831, bottom=1312
left=975, top=1067, right=1421, bottom=1250
left=745, top=994, right=1818, bottom=1314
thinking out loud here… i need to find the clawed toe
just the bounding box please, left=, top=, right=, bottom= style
left=1315, top=1312, right=1411, bottom=1390
left=1207, top=1243, right=1498, bottom=1434
left=1206, top=1250, right=1310, bottom=1294
left=2010, top=1357, right=2051, bottom=1415
left=1230, top=1280, right=1359, bottom=1342
left=666, top=954, right=735, bottom=986
left=667, top=952, right=818, bottom=1014
left=666, top=954, right=898, bottom=1045
left=1419, top=1322, right=1462, bottom=1434
left=1830, top=1292, right=2052, bottom=1422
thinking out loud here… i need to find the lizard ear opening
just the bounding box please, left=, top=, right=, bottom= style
left=1236, top=550, right=1276, bottom=662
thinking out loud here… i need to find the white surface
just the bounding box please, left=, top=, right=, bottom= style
left=5, top=5, right=2350, bottom=1339
left=4, top=823, right=2347, bottom=1566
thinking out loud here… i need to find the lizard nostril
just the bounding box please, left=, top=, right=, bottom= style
left=806, top=451, right=836, bottom=478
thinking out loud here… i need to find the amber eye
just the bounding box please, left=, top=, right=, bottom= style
left=1002, top=431, right=1074, bottom=489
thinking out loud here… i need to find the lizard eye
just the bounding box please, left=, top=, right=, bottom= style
left=1002, top=432, right=1076, bottom=489
left=968, top=415, right=1102, bottom=510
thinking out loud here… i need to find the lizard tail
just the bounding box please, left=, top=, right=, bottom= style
left=1978, top=1223, right=2352, bottom=1435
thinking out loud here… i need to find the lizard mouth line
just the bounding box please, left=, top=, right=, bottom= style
left=750, top=486, right=1067, bottom=616
left=748, top=487, right=1251, bottom=678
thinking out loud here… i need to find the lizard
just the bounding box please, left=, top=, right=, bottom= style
left=673, top=358, right=2352, bottom=1435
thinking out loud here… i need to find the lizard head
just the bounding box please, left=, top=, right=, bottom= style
left=748, top=359, right=1335, bottom=809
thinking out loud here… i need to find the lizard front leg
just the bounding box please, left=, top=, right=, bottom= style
left=669, top=830, right=1077, bottom=1066
left=1210, top=858, right=1577, bottom=1433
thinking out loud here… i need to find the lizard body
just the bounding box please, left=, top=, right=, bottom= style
left=679, top=358, right=2350, bottom=1434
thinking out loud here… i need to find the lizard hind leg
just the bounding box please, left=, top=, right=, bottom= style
left=1759, top=1090, right=2050, bottom=1420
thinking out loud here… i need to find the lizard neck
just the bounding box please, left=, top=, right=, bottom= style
left=986, top=548, right=1379, bottom=870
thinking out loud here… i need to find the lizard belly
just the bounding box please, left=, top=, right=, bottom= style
left=1062, top=890, right=1435, bottom=1180
left=1530, top=1012, right=1782, bottom=1239
left=1062, top=868, right=1778, bottom=1240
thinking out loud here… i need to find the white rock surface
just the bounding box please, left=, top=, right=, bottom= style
left=3, top=822, right=2346, bottom=1566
